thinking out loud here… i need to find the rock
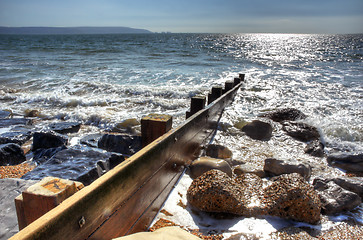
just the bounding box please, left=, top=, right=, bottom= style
left=260, top=108, right=307, bottom=122
left=313, top=176, right=363, bottom=199
left=47, top=121, right=81, bottom=134
left=313, top=178, right=361, bottom=215
left=0, top=109, right=12, bottom=119
left=32, top=131, right=68, bottom=151
left=108, top=153, right=126, bottom=169
left=263, top=173, right=321, bottom=224
left=189, top=157, right=232, bottom=179
left=241, top=120, right=272, bottom=141
left=112, top=118, right=140, bottom=133
left=32, top=146, right=67, bottom=164
left=187, top=170, right=242, bottom=215
left=22, top=148, right=125, bottom=185
left=0, top=131, right=32, bottom=145
left=305, top=140, right=325, bottom=157
left=0, top=179, right=38, bottom=239
left=98, top=134, right=141, bottom=156
left=24, top=109, right=40, bottom=117
left=112, top=226, right=202, bottom=240
left=187, top=170, right=265, bottom=217
left=205, top=144, right=233, bottom=159
left=0, top=118, right=32, bottom=128
left=80, top=134, right=103, bottom=148
left=264, top=158, right=311, bottom=180
left=331, top=177, right=363, bottom=198
left=327, top=153, right=363, bottom=172
left=282, top=122, right=320, bottom=142
left=188, top=171, right=321, bottom=224
left=0, top=143, right=26, bottom=166
left=233, top=164, right=265, bottom=178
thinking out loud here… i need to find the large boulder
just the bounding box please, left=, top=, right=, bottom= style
left=187, top=170, right=265, bottom=217
left=189, top=157, right=232, bottom=179
left=264, top=158, right=311, bottom=180
left=32, top=131, right=68, bottom=151
left=313, top=178, right=361, bottom=215
left=241, top=120, right=272, bottom=141
left=0, top=143, right=26, bottom=166
left=188, top=171, right=321, bottom=224
left=263, top=173, right=321, bottom=224
left=98, top=134, right=141, bottom=156
left=282, top=122, right=320, bottom=142
left=47, top=121, right=81, bottom=134
left=32, top=146, right=67, bottom=164
left=327, top=153, right=363, bottom=172
left=304, top=140, right=325, bottom=157
left=0, top=131, right=32, bottom=145
left=22, top=148, right=125, bottom=185
left=260, top=108, right=307, bottom=122
left=205, top=144, right=232, bottom=159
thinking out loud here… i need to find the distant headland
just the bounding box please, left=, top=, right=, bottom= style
left=0, top=26, right=153, bottom=34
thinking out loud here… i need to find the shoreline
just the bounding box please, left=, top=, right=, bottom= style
left=1, top=103, right=362, bottom=239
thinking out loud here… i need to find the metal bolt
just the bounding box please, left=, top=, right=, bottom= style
left=78, top=216, right=86, bottom=228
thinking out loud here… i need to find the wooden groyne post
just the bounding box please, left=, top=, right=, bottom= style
left=186, top=96, right=206, bottom=119
left=141, top=114, right=172, bottom=147
left=11, top=74, right=245, bottom=240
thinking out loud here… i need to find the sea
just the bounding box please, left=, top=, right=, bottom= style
left=0, top=33, right=362, bottom=238
left=0, top=33, right=362, bottom=154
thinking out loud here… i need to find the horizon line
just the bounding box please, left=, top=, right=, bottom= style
left=0, top=26, right=362, bottom=35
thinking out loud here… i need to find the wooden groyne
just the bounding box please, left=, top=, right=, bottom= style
left=10, top=74, right=245, bottom=240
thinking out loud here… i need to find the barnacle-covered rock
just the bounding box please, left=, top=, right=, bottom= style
left=263, top=173, right=321, bottom=224
left=187, top=171, right=321, bottom=224
left=282, top=122, right=320, bottom=142
left=187, top=169, right=265, bottom=217
left=260, top=108, right=307, bottom=122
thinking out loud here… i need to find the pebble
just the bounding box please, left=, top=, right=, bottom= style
left=0, top=163, right=35, bottom=179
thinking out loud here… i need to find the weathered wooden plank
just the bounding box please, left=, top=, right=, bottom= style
left=10, top=80, right=243, bottom=240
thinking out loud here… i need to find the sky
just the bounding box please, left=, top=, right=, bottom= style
left=0, top=0, right=362, bottom=34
